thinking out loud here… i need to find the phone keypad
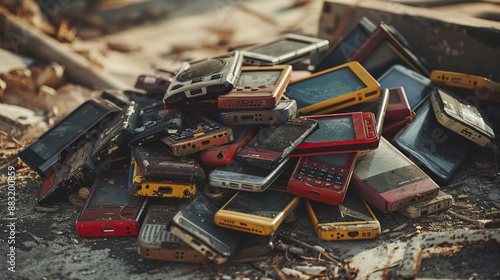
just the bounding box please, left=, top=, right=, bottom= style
left=295, top=162, right=345, bottom=191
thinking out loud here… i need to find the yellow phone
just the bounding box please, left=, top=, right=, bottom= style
left=305, top=189, right=380, bottom=241
left=214, top=188, right=299, bottom=236
left=285, top=61, right=380, bottom=115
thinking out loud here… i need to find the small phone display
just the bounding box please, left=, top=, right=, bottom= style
left=431, top=87, right=495, bottom=147
left=378, top=65, right=432, bottom=110
left=161, top=112, right=233, bottom=157
left=240, top=33, right=328, bottom=65
left=215, top=188, right=300, bottom=236
left=234, top=118, right=318, bottom=170
left=291, top=112, right=378, bottom=157
left=209, top=158, right=291, bottom=192
left=18, top=99, right=120, bottom=176
left=136, top=204, right=209, bottom=263
left=168, top=194, right=241, bottom=264
left=305, top=189, right=380, bottom=241
left=287, top=152, right=357, bottom=206
left=285, top=61, right=380, bottom=115
left=76, top=170, right=147, bottom=238
left=219, top=99, right=297, bottom=126
left=218, top=65, right=292, bottom=109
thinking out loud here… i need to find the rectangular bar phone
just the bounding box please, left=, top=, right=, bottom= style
left=350, top=137, right=440, bottom=213
left=160, top=112, right=234, bottom=157
left=215, top=188, right=300, bottom=236
left=18, top=99, right=120, bottom=177
left=240, top=33, right=329, bottom=66
left=305, top=188, right=380, bottom=241
left=219, top=99, right=297, bottom=127
left=218, top=65, right=292, bottom=109
left=76, top=170, right=147, bottom=238
left=285, top=61, right=380, bottom=115
left=290, top=112, right=379, bottom=157
left=136, top=204, right=209, bottom=263
left=287, top=152, right=357, bottom=206
left=168, top=194, right=241, bottom=264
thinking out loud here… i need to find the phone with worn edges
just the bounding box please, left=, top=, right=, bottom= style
left=311, top=17, right=377, bottom=73
left=209, top=158, right=291, bottom=192
left=430, top=70, right=500, bottom=104
left=76, top=170, right=147, bottom=238
left=290, top=112, right=379, bottom=157
left=136, top=204, right=209, bottom=263
left=91, top=101, right=140, bottom=163
left=160, top=112, right=234, bottom=157
left=168, top=193, right=241, bottom=264
left=18, top=99, right=120, bottom=177
left=214, top=188, right=300, bottom=236
left=378, top=64, right=432, bottom=111
left=397, top=190, right=454, bottom=219
left=38, top=142, right=96, bottom=205
left=200, top=126, right=259, bottom=167
left=348, top=23, right=430, bottom=78
left=163, top=51, right=243, bottom=105
left=219, top=99, right=297, bottom=126
left=392, top=98, right=474, bottom=183
left=132, top=141, right=205, bottom=183
left=350, top=137, right=440, bottom=213
left=285, top=61, right=381, bottom=115
left=128, top=159, right=196, bottom=199
left=430, top=87, right=495, bottom=147
left=305, top=188, right=380, bottom=241
left=128, top=103, right=183, bottom=147
left=218, top=65, right=292, bottom=109
left=287, top=152, right=357, bottom=206
left=240, top=33, right=329, bottom=66
left=234, top=117, right=319, bottom=170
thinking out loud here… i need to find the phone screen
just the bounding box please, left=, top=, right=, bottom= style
left=236, top=70, right=281, bottom=86
left=310, top=190, right=374, bottom=223
left=249, top=39, right=310, bottom=57
left=29, top=102, right=107, bottom=161
left=286, top=67, right=366, bottom=109
left=88, top=172, right=139, bottom=209
left=307, top=153, right=350, bottom=168
left=378, top=66, right=431, bottom=110
left=360, top=41, right=407, bottom=79
left=302, top=116, right=355, bottom=143
left=223, top=190, right=295, bottom=218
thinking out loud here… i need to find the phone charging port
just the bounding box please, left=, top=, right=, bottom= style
left=102, top=228, right=115, bottom=233
left=309, top=190, right=320, bottom=196
left=348, top=231, right=359, bottom=238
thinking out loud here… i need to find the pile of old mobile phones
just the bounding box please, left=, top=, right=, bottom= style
left=240, top=33, right=329, bottom=66
left=305, top=188, right=380, bottom=241
left=285, top=61, right=381, bottom=115
left=18, top=98, right=121, bottom=177
left=129, top=103, right=183, bottom=147
left=214, top=188, right=300, bottom=236
left=430, top=87, right=495, bottom=147
left=234, top=117, right=319, bottom=170
left=160, top=112, right=234, bottom=157
left=91, top=101, right=140, bottom=164
left=76, top=170, right=147, bottom=238
left=163, top=51, right=243, bottom=106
